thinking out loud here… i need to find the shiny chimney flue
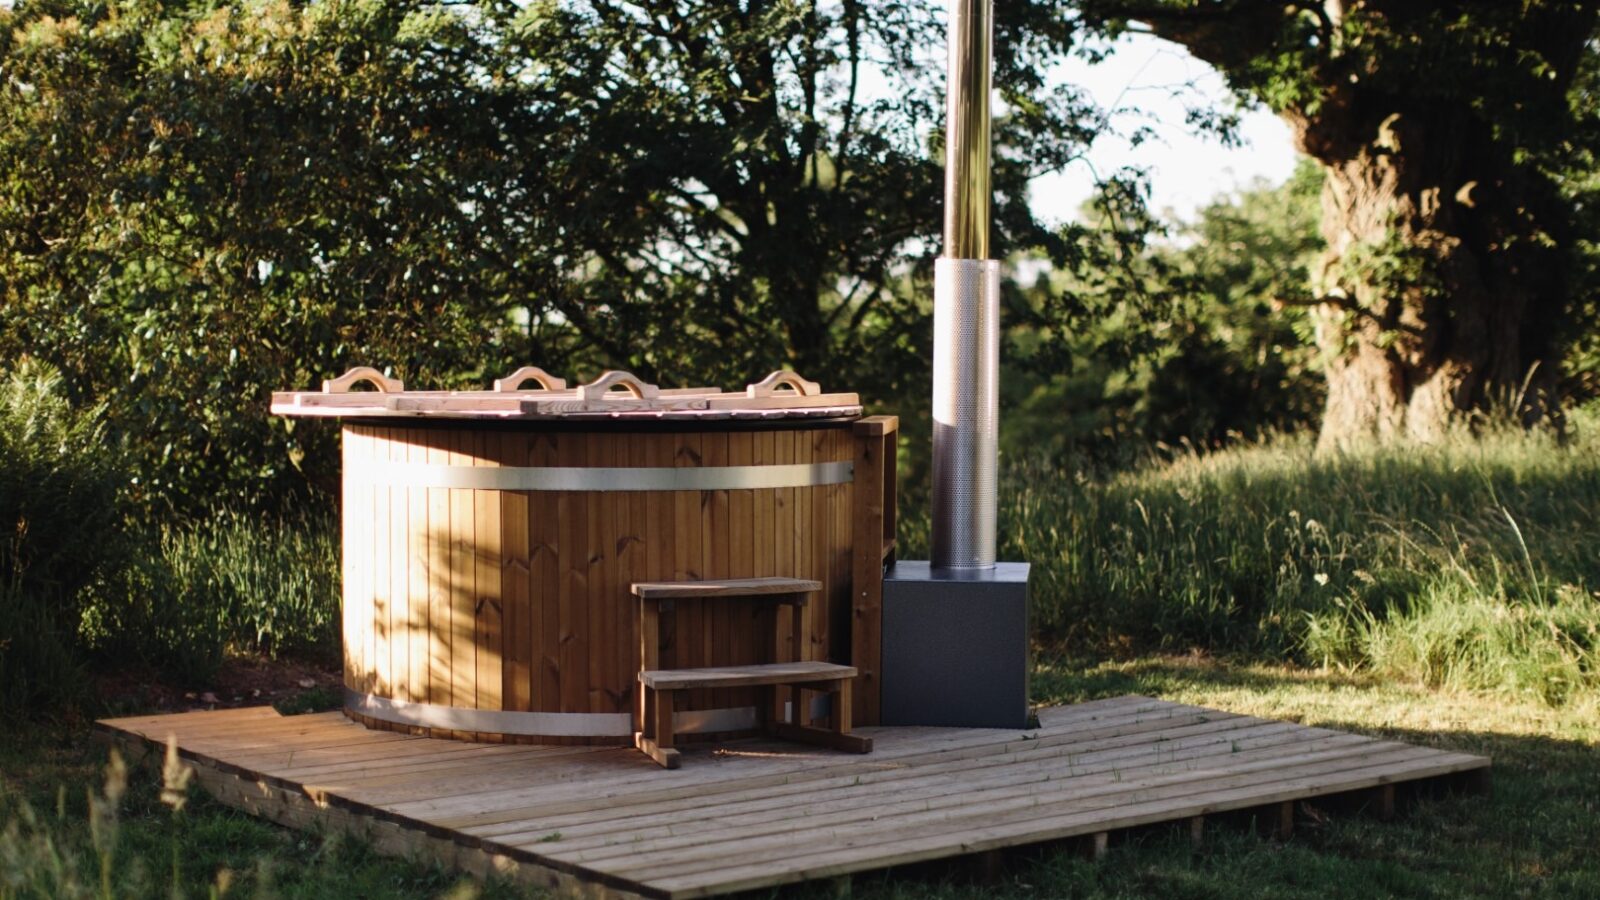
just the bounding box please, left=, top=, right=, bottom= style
left=931, top=0, right=999, bottom=570
left=880, top=0, right=1028, bottom=729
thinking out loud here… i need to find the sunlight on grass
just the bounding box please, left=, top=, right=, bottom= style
left=903, top=419, right=1600, bottom=707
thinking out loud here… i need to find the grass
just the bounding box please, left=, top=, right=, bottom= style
left=0, top=710, right=524, bottom=899
left=97, top=508, right=342, bottom=681
left=900, top=416, right=1600, bottom=706
left=63, top=508, right=342, bottom=695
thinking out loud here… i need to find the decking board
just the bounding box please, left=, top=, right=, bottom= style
left=96, top=696, right=1487, bottom=899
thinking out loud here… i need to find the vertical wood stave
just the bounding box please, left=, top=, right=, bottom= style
left=342, top=422, right=881, bottom=743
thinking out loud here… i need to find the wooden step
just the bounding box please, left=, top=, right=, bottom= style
left=640, top=661, right=856, bottom=691
left=631, top=577, right=821, bottom=600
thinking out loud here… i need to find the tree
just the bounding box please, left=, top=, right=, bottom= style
left=0, top=1, right=542, bottom=511
left=0, top=0, right=1125, bottom=512
left=500, top=0, right=1112, bottom=400
left=1140, top=159, right=1327, bottom=444
left=1002, top=161, right=1326, bottom=462
left=1080, top=0, right=1600, bottom=445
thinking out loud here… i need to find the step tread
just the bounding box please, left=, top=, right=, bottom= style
left=640, top=661, right=857, bottom=690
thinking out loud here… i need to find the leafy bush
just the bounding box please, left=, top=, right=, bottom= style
left=0, top=362, right=337, bottom=708
left=999, top=163, right=1327, bottom=468
left=85, top=510, right=340, bottom=682
left=901, top=419, right=1600, bottom=704
left=0, top=364, right=127, bottom=713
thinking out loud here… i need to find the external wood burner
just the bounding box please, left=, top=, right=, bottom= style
left=273, top=368, right=897, bottom=755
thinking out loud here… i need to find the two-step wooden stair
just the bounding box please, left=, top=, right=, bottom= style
left=632, top=577, right=873, bottom=769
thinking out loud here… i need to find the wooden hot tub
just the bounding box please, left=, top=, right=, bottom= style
left=273, top=368, right=898, bottom=744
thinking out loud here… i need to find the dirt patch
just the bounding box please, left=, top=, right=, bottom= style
left=93, top=654, right=342, bottom=718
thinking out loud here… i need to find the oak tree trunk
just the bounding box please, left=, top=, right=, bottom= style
left=1135, top=3, right=1594, bottom=449
left=1290, top=105, right=1568, bottom=448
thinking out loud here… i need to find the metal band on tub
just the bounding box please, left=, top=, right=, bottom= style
left=345, top=460, right=854, bottom=491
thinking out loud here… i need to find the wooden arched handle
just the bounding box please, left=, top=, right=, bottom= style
left=580, top=370, right=661, bottom=401
left=323, top=367, right=403, bottom=394
left=746, top=370, right=820, bottom=398
left=493, top=366, right=569, bottom=392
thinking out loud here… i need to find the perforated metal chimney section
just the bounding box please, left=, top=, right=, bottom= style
left=931, top=0, right=999, bottom=570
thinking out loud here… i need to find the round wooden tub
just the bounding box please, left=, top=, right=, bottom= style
left=336, top=420, right=862, bottom=744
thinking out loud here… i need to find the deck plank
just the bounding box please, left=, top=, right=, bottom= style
left=96, top=696, right=1488, bottom=900
left=468, top=715, right=1306, bottom=843
left=607, top=743, right=1444, bottom=879
left=489, top=726, right=1354, bottom=852
left=406, top=698, right=1211, bottom=824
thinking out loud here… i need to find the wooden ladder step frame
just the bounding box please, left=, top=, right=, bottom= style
left=640, top=661, right=858, bottom=690
left=632, top=579, right=871, bottom=769
left=631, top=577, right=823, bottom=600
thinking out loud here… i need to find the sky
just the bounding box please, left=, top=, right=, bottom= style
left=1028, top=33, right=1300, bottom=226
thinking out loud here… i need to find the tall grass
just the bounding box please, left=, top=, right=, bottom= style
left=0, top=364, right=126, bottom=713
left=0, top=361, right=339, bottom=710
left=901, top=413, right=1600, bottom=705
left=85, top=510, right=340, bottom=682
left=0, top=743, right=204, bottom=900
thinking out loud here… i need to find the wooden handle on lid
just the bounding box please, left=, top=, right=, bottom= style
left=580, top=370, right=661, bottom=401
left=746, top=370, right=820, bottom=398
left=323, top=367, right=403, bottom=394
left=493, top=366, right=568, bottom=392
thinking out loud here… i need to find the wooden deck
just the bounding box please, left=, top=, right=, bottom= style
left=96, top=696, right=1489, bottom=899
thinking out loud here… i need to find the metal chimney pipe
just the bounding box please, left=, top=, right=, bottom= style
left=931, top=0, right=999, bottom=570
left=942, top=0, right=992, bottom=260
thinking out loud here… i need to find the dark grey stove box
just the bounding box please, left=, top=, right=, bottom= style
left=879, top=560, right=1030, bottom=729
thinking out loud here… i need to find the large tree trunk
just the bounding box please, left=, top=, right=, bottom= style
left=1130, top=3, right=1595, bottom=449
left=1289, top=105, right=1567, bottom=447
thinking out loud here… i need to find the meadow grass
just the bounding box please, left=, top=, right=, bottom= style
left=901, top=417, right=1600, bottom=706
left=0, top=711, right=523, bottom=900
left=93, top=509, right=342, bottom=681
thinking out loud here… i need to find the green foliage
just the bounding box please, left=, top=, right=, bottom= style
left=1001, top=160, right=1325, bottom=462
left=1082, top=1, right=1593, bottom=142
left=1077, top=2, right=1600, bottom=435
left=1559, top=42, right=1600, bottom=403
left=904, top=421, right=1600, bottom=704
left=1135, top=159, right=1326, bottom=440
left=0, top=0, right=1136, bottom=514
left=85, top=510, right=340, bottom=682
left=0, top=364, right=126, bottom=714
left=0, top=739, right=512, bottom=899
left=0, top=364, right=124, bottom=600
left=0, top=358, right=338, bottom=711
left=0, top=0, right=537, bottom=514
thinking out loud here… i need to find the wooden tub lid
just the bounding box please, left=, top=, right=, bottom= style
left=270, top=367, right=863, bottom=421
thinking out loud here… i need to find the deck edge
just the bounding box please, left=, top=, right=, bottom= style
left=93, top=719, right=667, bottom=900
